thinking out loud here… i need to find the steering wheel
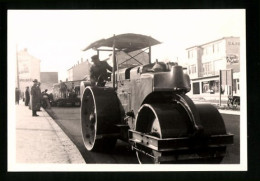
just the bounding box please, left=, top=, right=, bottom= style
left=96, top=74, right=106, bottom=87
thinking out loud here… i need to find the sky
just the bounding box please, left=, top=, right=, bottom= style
left=8, top=10, right=245, bottom=81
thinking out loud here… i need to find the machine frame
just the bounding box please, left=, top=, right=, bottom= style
left=81, top=33, right=234, bottom=164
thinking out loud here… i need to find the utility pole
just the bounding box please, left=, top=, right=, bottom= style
left=112, top=34, right=116, bottom=90
left=219, top=70, right=222, bottom=106
left=16, top=44, right=20, bottom=89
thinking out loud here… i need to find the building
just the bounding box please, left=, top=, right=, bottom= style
left=40, top=72, right=58, bottom=92
left=68, top=50, right=149, bottom=81
left=67, top=58, right=91, bottom=81
left=186, top=37, right=240, bottom=99
left=17, top=48, right=41, bottom=93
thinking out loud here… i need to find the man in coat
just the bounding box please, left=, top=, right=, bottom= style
left=31, top=79, right=41, bottom=116
left=25, top=86, right=30, bottom=106
left=90, top=55, right=113, bottom=86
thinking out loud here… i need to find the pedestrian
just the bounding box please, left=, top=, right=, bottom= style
left=25, top=86, right=30, bottom=106
left=15, top=87, right=20, bottom=105
left=71, top=82, right=75, bottom=92
left=31, top=79, right=41, bottom=116
left=59, top=80, right=67, bottom=98
left=36, top=82, right=42, bottom=111
left=90, top=54, right=113, bottom=86
left=42, top=89, right=51, bottom=109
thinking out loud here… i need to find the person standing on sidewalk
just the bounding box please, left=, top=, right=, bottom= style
left=15, top=87, right=20, bottom=105
left=37, top=82, right=42, bottom=111
left=31, top=79, right=41, bottom=116
left=25, top=86, right=30, bottom=106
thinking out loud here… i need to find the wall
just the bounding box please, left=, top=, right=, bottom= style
left=17, top=48, right=41, bottom=93
left=186, top=47, right=202, bottom=79
left=40, top=72, right=58, bottom=83
left=226, top=37, right=240, bottom=72
left=40, top=72, right=58, bottom=92
left=68, top=60, right=91, bottom=81
left=68, top=68, right=73, bottom=81
left=186, top=37, right=240, bottom=98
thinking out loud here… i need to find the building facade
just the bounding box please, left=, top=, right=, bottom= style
left=17, top=48, right=41, bottom=93
left=40, top=72, right=58, bottom=92
left=186, top=37, right=240, bottom=98
left=67, top=59, right=91, bottom=81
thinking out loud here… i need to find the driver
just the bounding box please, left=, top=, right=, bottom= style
left=90, top=55, right=113, bottom=86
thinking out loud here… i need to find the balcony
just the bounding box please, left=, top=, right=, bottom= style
left=198, top=71, right=219, bottom=77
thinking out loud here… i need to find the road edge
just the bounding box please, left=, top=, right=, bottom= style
left=42, top=109, right=86, bottom=164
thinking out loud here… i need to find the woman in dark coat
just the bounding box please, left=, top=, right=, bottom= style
left=15, top=87, right=20, bottom=105
left=31, top=79, right=41, bottom=116
left=25, top=86, right=30, bottom=106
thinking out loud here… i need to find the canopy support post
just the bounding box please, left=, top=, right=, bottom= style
left=113, top=34, right=116, bottom=90
left=149, top=46, right=151, bottom=64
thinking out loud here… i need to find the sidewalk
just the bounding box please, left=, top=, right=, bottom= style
left=192, top=99, right=240, bottom=115
left=15, top=103, right=85, bottom=164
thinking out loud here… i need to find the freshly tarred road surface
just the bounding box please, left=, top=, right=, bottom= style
left=47, top=107, right=240, bottom=164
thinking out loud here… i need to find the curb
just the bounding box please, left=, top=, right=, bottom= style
left=218, top=109, right=240, bottom=115
left=193, top=101, right=240, bottom=115
left=42, top=109, right=86, bottom=164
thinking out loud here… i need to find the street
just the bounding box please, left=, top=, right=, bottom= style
left=46, top=107, right=138, bottom=164
left=46, top=107, right=240, bottom=164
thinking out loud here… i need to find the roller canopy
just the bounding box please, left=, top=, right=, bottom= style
left=83, top=33, right=161, bottom=53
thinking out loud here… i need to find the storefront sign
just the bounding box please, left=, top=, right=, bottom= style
left=226, top=54, right=239, bottom=64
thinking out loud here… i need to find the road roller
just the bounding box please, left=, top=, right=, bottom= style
left=80, top=33, right=233, bottom=164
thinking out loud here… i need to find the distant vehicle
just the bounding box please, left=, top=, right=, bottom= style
left=50, top=80, right=81, bottom=107
left=227, top=95, right=240, bottom=109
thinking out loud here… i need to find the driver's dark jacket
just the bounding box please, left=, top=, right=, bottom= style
left=90, top=61, right=112, bottom=84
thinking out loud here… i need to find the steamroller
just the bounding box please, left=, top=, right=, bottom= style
left=80, top=33, right=233, bottom=164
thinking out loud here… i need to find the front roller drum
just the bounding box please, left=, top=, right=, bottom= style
left=80, top=87, right=121, bottom=152
left=133, top=102, right=231, bottom=164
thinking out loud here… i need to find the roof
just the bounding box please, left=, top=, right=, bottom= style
left=83, top=33, right=161, bottom=53
left=186, top=36, right=239, bottom=50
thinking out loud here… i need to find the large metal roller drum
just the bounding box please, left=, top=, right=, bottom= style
left=134, top=95, right=228, bottom=164
left=81, top=87, right=121, bottom=151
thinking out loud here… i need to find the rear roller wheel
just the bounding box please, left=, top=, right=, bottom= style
left=81, top=87, right=120, bottom=152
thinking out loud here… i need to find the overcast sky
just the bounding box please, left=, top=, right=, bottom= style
left=8, top=10, right=245, bottom=81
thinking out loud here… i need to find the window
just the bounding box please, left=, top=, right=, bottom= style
left=193, top=82, right=200, bottom=94
left=204, top=48, right=207, bottom=55
left=202, top=82, right=209, bottom=93
left=202, top=80, right=219, bottom=93
left=215, top=43, right=220, bottom=53
left=189, top=65, right=196, bottom=74
left=202, top=62, right=213, bottom=75
left=188, top=50, right=193, bottom=59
